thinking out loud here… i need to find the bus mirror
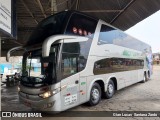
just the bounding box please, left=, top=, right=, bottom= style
left=6, top=46, right=23, bottom=62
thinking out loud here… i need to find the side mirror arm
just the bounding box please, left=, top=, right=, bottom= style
left=6, top=46, right=24, bottom=62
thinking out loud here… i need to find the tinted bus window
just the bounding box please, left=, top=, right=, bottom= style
left=26, top=12, right=67, bottom=46
left=98, top=25, right=119, bottom=44
left=61, top=41, right=91, bottom=79
left=98, top=24, right=151, bottom=52
left=93, top=58, right=144, bottom=75
left=65, top=13, right=97, bottom=38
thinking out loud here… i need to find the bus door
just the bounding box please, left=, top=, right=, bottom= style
left=60, top=53, right=80, bottom=110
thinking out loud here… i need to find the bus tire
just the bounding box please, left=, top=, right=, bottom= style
left=142, top=73, right=147, bottom=83
left=88, top=82, right=101, bottom=106
left=148, top=71, right=150, bottom=80
left=104, top=80, right=115, bottom=99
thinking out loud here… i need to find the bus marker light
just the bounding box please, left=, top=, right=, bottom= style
left=84, top=30, right=87, bottom=36
left=66, top=93, right=71, bottom=96
left=73, top=27, right=77, bottom=33
left=88, top=32, right=91, bottom=36
left=79, top=29, right=82, bottom=35
left=80, top=90, right=85, bottom=95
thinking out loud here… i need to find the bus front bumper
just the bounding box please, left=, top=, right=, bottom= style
left=19, top=92, right=61, bottom=111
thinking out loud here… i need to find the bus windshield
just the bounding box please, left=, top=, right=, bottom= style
left=21, top=44, right=60, bottom=87
left=26, top=11, right=67, bottom=46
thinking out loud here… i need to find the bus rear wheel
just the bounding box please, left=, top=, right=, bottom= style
left=148, top=71, right=151, bottom=80
left=142, top=73, right=147, bottom=83
left=88, top=82, right=101, bottom=106
left=104, top=80, right=115, bottom=99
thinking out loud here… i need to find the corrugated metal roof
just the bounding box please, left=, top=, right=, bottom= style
left=1, top=0, right=160, bottom=56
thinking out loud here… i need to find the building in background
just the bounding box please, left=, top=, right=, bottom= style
left=0, top=56, right=22, bottom=79
left=153, top=53, right=160, bottom=65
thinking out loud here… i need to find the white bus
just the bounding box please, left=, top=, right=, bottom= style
left=8, top=10, right=152, bottom=111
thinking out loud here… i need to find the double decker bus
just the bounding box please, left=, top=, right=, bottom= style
left=7, top=10, right=152, bottom=111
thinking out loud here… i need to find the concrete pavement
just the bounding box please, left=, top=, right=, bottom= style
left=1, top=65, right=160, bottom=120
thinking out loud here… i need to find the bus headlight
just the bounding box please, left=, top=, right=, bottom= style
left=39, top=88, right=60, bottom=98
left=39, top=91, right=52, bottom=98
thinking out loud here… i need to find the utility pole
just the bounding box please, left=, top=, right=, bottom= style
left=51, top=0, right=57, bottom=15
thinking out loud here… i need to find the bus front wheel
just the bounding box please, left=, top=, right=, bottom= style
left=104, top=80, right=115, bottom=99
left=88, top=82, right=101, bottom=106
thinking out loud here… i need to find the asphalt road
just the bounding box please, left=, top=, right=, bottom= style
left=1, top=65, right=160, bottom=120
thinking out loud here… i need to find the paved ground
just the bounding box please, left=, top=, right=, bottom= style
left=1, top=65, right=160, bottom=120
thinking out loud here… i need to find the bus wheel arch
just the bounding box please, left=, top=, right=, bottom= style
left=110, top=77, right=117, bottom=90
left=95, top=80, right=105, bottom=93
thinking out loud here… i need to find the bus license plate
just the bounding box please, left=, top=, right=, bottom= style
left=64, top=94, right=77, bottom=105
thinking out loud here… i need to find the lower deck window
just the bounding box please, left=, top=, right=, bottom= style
left=93, top=58, right=144, bottom=75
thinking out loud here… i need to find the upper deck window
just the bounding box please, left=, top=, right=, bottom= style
left=98, top=24, right=151, bottom=52
left=65, top=13, right=97, bottom=38
left=98, top=25, right=120, bottom=44
left=26, top=12, right=67, bottom=46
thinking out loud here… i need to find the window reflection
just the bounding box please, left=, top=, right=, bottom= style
left=98, top=24, right=151, bottom=52
left=62, top=53, right=79, bottom=78
left=61, top=41, right=92, bottom=79
left=94, top=58, right=144, bottom=75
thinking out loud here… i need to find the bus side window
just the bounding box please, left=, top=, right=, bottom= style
left=98, top=25, right=118, bottom=45
left=93, top=58, right=144, bottom=75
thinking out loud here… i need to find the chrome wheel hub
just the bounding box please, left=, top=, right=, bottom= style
left=108, top=84, right=114, bottom=94
left=92, top=88, right=99, bottom=100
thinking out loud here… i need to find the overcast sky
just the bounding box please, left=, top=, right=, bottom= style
left=125, top=10, right=160, bottom=53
